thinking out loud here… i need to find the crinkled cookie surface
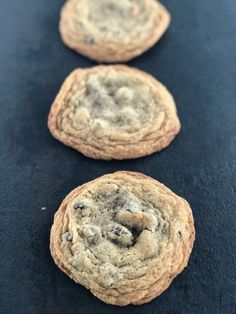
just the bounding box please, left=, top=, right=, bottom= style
left=50, top=171, right=195, bottom=305
left=48, top=65, right=180, bottom=160
left=59, top=0, right=171, bottom=62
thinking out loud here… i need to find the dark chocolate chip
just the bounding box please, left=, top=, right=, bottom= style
left=178, top=231, right=182, bottom=238
left=74, top=202, right=85, bottom=210
left=64, top=231, right=72, bottom=242
left=156, top=220, right=161, bottom=229
left=116, top=197, right=126, bottom=208
left=130, top=227, right=140, bottom=240
left=124, top=206, right=132, bottom=212
left=88, top=236, right=98, bottom=245
left=113, top=227, right=122, bottom=236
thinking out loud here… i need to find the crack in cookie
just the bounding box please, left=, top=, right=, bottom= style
left=48, top=65, right=181, bottom=160
left=59, top=0, right=171, bottom=62
left=50, top=171, right=195, bottom=305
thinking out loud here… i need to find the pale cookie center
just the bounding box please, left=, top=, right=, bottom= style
left=67, top=183, right=166, bottom=251
left=87, top=0, right=147, bottom=35
left=69, top=71, right=157, bottom=133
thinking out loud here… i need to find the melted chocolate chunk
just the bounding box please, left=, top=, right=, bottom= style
left=130, top=227, right=140, bottom=240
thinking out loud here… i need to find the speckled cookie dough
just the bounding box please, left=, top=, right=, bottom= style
left=50, top=171, right=195, bottom=306
left=59, top=0, right=171, bottom=62
left=48, top=65, right=181, bottom=160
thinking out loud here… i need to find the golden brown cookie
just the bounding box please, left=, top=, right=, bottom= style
left=59, top=0, right=171, bottom=62
left=48, top=65, right=181, bottom=160
left=50, top=171, right=195, bottom=306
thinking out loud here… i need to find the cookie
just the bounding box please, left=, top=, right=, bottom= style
left=59, top=0, right=171, bottom=62
left=48, top=65, right=181, bottom=160
left=50, top=171, right=195, bottom=306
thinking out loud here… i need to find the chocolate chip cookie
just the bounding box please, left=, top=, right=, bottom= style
left=48, top=65, right=181, bottom=160
left=50, top=171, right=195, bottom=306
left=59, top=0, right=171, bottom=62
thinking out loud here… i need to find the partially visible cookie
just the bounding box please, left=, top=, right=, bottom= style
left=50, top=171, right=195, bottom=306
left=59, top=0, right=171, bottom=62
left=48, top=65, right=181, bottom=160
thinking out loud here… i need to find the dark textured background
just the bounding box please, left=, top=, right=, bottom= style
left=0, top=0, right=236, bottom=313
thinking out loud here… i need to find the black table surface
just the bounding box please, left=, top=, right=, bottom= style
left=0, top=1, right=235, bottom=313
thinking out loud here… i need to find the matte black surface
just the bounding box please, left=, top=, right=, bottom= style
left=0, top=1, right=235, bottom=313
